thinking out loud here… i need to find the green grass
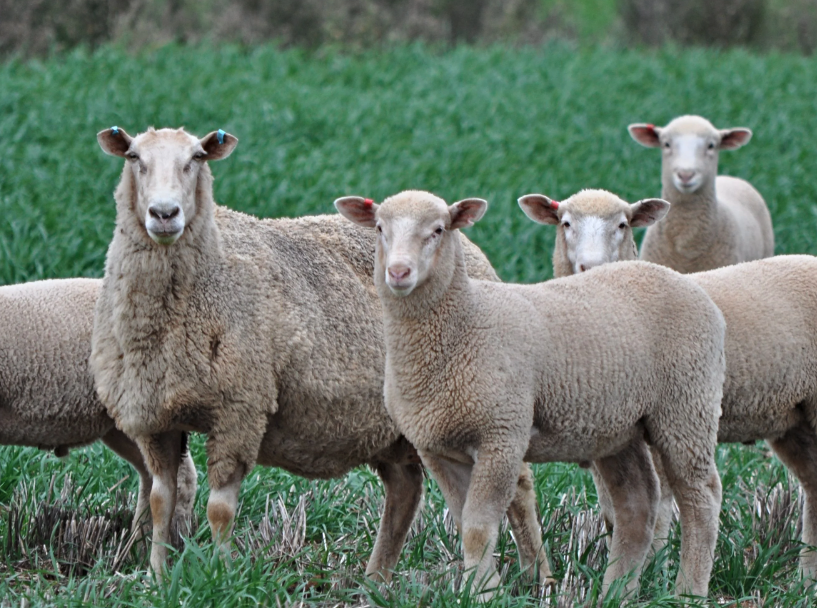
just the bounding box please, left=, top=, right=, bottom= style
left=3, top=42, right=817, bottom=606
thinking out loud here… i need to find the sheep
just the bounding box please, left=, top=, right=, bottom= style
left=520, top=187, right=817, bottom=579
left=0, top=277, right=197, bottom=543
left=335, top=189, right=726, bottom=599
left=518, top=188, right=675, bottom=551
left=90, top=126, right=553, bottom=585
left=628, top=115, right=774, bottom=273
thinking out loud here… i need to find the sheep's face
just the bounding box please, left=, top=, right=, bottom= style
left=335, top=190, right=487, bottom=297
left=519, top=190, right=669, bottom=275
left=628, top=115, right=751, bottom=196
left=98, top=127, right=238, bottom=245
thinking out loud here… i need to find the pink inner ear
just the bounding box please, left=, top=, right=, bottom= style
left=550, top=200, right=559, bottom=209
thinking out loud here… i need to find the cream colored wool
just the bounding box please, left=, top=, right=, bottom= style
left=519, top=188, right=675, bottom=552
left=91, top=127, right=551, bottom=584
left=526, top=189, right=817, bottom=579
left=0, top=278, right=196, bottom=540
left=629, top=115, right=774, bottom=272
left=336, top=190, right=726, bottom=600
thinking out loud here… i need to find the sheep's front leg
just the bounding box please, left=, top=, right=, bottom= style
left=594, top=439, right=659, bottom=599
left=138, top=431, right=184, bottom=576
left=659, top=451, right=721, bottom=597
left=366, top=462, right=424, bottom=581
left=769, top=424, right=817, bottom=579
left=506, top=463, right=554, bottom=586
left=461, top=447, right=523, bottom=601
left=205, top=407, right=265, bottom=556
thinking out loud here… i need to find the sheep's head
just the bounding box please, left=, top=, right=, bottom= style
left=98, top=126, right=238, bottom=245
left=335, top=190, right=486, bottom=296
left=519, top=189, right=669, bottom=276
left=628, top=115, right=751, bottom=196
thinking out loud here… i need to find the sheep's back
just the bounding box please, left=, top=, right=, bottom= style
left=692, top=255, right=817, bottom=441
left=0, top=278, right=110, bottom=449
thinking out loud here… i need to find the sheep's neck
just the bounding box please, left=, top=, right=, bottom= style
left=551, top=230, right=572, bottom=279
left=657, top=180, right=722, bottom=256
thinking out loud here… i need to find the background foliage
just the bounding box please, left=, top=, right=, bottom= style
left=2, top=41, right=817, bottom=606
left=5, top=0, right=817, bottom=56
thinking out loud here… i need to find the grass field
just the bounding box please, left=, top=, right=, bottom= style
left=2, top=42, right=817, bottom=606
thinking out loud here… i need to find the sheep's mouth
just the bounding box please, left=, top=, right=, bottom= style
left=147, top=226, right=184, bottom=245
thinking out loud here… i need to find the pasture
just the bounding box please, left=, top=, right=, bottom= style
left=2, top=42, right=817, bottom=606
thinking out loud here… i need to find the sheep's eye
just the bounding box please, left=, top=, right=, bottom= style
left=562, top=221, right=571, bottom=228
left=376, top=225, right=382, bottom=233
left=663, top=141, right=670, bottom=148
left=707, top=142, right=715, bottom=150
left=434, top=226, right=444, bottom=235
left=619, top=222, right=627, bottom=229
left=126, top=152, right=139, bottom=161
left=193, top=152, right=206, bottom=161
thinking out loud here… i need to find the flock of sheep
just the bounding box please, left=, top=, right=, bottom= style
left=1, top=113, right=813, bottom=601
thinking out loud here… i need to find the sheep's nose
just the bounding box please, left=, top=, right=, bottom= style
left=676, top=170, right=696, bottom=183
left=388, top=265, right=411, bottom=282
left=149, top=202, right=181, bottom=221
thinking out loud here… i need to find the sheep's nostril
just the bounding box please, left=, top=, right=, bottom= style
left=166, top=207, right=180, bottom=220
left=579, top=264, right=587, bottom=272
left=389, top=266, right=411, bottom=281
left=149, top=208, right=161, bottom=220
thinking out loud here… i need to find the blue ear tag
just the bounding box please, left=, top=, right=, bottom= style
left=111, top=126, right=119, bottom=135
left=217, top=129, right=225, bottom=145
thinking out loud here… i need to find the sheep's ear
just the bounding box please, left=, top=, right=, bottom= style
left=719, top=128, right=752, bottom=150
left=628, top=123, right=662, bottom=148
left=518, top=194, right=560, bottom=225
left=449, top=198, right=487, bottom=230
left=630, top=198, right=670, bottom=227
left=199, top=130, right=238, bottom=160
left=334, top=196, right=379, bottom=228
left=98, top=126, right=133, bottom=157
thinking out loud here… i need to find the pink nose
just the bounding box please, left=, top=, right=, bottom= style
left=388, top=265, right=411, bottom=282
left=677, top=170, right=696, bottom=183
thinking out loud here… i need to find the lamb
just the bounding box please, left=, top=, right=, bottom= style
left=0, top=278, right=197, bottom=542
left=90, top=126, right=553, bottom=585
left=518, top=188, right=675, bottom=550
left=520, top=188, right=817, bottom=579
left=628, top=115, right=774, bottom=273
left=335, top=190, right=726, bottom=599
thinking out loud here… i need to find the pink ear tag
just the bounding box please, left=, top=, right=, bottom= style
left=550, top=200, right=559, bottom=209
left=646, top=123, right=655, bottom=132
left=363, top=198, right=374, bottom=207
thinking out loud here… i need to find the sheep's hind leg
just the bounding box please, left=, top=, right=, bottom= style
left=366, top=462, right=424, bottom=581
left=506, top=462, right=555, bottom=586
left=769, top=423, right=817, bottom=579
left=594, top=439, right=659, bottom=599
left=171, top=434, right=198, bottom=542
left=138, top=431, right=184, bottom=576
left=101, top=428, right=153, bottom=543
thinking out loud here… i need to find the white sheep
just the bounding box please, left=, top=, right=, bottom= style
left=91, top=126, right=553, bottom=585
left=0, top=278, right=197, bottom=542
left=335, top=190, right=726, bottom=599
left=629, top=115, right=774, bottom=272
left=521, top=188, right=817, bottom=579
left=518, top=188, right=675, bottom=551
